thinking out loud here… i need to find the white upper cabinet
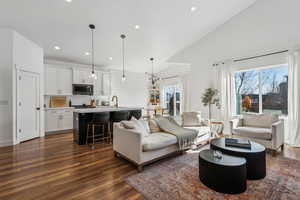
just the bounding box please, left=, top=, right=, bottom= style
left=58, top=68, right=73, bottom=94
left=94, top=71, right=103, bottom=96
left=45, top=67, right=57, bottom=95
left=73, top=69, right=94, bottom=85
left=94, top=71, right=111, bottom=96
left=45, top=65, right=73, bottom=95
left=102, top=72, right=111, bottom=96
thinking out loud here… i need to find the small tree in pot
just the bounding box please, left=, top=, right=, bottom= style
left=201, top=88, right=221, bottom=120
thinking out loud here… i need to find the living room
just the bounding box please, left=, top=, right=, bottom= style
left=1, top=0, right=300, bottom=199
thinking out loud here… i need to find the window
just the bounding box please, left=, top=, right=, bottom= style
left=235, top=65, right=288, bottom=115
left=163, top=85, right=182, bottom=117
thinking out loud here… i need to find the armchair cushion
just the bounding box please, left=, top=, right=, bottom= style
left=232, top=126, right=272, bottom=140
left=142, top=132, right=177, bottom=152
left=243, top=113, right=279, bottom=128
left=185, top=126, right=211, bottom=137
left=181, top=112, right=202, bottom=127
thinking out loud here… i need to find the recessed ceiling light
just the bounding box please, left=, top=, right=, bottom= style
left=108, top=57, right=113, bottom=60
left=135, top=25, right=140, bottom=30
left=65, top=0, right=72, bottom=3
left=54, top=46, right=61, bottom=50
left=191, top=6, right=197, bottom=12
left=85, top=52, right=90, bottom=56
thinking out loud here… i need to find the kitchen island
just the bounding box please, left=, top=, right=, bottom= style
left=73, top=107, right=143, bottom=145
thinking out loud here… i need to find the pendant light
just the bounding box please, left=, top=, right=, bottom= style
left=150, top=58, right=155, bottom=85
left=120, top=34, right=126, bottom=82
left=89, top=24, right=97, bottom=80
left=146, top=57, right=160, bottom=88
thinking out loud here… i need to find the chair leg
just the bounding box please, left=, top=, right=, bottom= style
left=114, top=151, right=119, bottom=157
left=92, top=125, right=95, bottom=149
left=108, top=122, right=112, bottom=144
left=137, top=165, right=143, bottom=172
left=86, top=124, right=90, bottom=145
left=272, top=150, right=277, bottom=157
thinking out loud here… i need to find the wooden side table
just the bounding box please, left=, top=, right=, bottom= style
left=210, top=121, right=224, bottom=138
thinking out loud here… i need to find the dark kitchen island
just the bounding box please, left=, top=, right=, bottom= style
left=73, top=107, right=142, bottom=145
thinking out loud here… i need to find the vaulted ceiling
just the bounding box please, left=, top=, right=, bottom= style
left=0, top=0, right=257, bottom=72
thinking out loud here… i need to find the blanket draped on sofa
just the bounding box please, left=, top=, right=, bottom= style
left=154, top=117, right=198, bottom=150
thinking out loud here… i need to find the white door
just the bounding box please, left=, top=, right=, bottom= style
left=18, top=70, right=40, bottom=142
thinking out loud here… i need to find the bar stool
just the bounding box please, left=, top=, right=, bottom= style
left=86, top=112, right=111, bottom=149
left=110, top=111, right=130, bottom=133
left=129, top=110, right=142, bottom=120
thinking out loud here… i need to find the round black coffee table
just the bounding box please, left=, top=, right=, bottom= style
left=199, top=149, right=247, bottom=194
left=211, top=138, right=266, bottom=180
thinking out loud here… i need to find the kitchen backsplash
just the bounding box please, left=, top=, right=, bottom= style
left=45, top=95, right=111, bottom=108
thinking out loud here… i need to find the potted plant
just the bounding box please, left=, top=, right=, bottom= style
left=201, top=88, right=221, bottom=120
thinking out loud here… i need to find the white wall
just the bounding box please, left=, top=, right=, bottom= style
left=111, top=70, right=148, bottom=108
left=0, top=29, right=13, bottom=146
left=0, top=29, right=44, bottom=146
left=169, top=0, right=300, bottom=118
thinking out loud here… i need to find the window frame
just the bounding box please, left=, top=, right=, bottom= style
left=234, top=63, right=288, bottom=116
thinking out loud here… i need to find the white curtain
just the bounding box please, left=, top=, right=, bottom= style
left=181, top=75, right=191, bottom=112
left=287, top=50, right=300, bottom=147
left=216, top=60, right=236, bottom=132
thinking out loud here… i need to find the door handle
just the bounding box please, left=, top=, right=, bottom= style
left=36, top=107, right=40, bottom=111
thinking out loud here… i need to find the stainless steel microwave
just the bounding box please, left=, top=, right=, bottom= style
left=72, top=84, right=93, bottom=96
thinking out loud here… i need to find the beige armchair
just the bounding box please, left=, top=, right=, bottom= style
left=181, top=112, right=211, bottom=144
left=230, top=113, right=284, bottom=154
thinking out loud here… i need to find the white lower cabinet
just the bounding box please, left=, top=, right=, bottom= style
left=45, top=109, right=73, bottom=132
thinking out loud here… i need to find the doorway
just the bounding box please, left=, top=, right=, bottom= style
left=17, top=70, right=40, bottom=142
left=163, top=84, right=182, bottom=118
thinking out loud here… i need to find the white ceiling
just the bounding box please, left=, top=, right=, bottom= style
left=0, top=0, right=257, bottom=72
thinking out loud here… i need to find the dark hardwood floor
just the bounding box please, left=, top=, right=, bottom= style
left=0, top=133, right=143, bottom=200
left=0, top=132, right=300, bottom=200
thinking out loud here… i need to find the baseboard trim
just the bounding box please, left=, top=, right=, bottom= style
left=0, top=140, right=13, bottom=147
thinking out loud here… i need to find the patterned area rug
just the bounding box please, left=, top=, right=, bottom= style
left=126, top=151, right=300, bottom=200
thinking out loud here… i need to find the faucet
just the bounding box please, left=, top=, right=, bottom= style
left=111, top=96, right=119, bottom=108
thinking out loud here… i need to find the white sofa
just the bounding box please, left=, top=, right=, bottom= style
left=113, top=123, right=180, bottom=171
left=113, top=116, right=211, bottom=171
left=230, top=113, right=284, bottom=154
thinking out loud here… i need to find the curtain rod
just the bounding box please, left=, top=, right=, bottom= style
left=233, top=50, right=288, bottom=62
left=212, top=49, right=289, bottom=67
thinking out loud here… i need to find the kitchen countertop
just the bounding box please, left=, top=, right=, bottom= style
left=45, top=107, right=75, bottom=110
left=73, top=107, right=143, bottom=113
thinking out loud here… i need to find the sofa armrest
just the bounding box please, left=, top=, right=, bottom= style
left=230, top=118, right=243, bottom=134
left=271, top=120, right=284, bottom=149
left=113, top=123, right=143, bottom=164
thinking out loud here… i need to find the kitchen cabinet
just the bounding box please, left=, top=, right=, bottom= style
left=102, top=72, right=111, bottom=96
left=73, top=69, right=94, bottom=84
left=45, top=66, right=73, bottom=95
left=94, top=71, right=103, bottom=96
left=45, top=109, right=73, bottom=132
left=93, top=71, right=111, bottom=96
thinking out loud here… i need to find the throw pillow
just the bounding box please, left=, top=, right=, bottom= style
left=120, top=121, right=135, bottom=129
left=131, top=118, right=150, bottom=137
left=149, top=119, right=161, bottom=133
